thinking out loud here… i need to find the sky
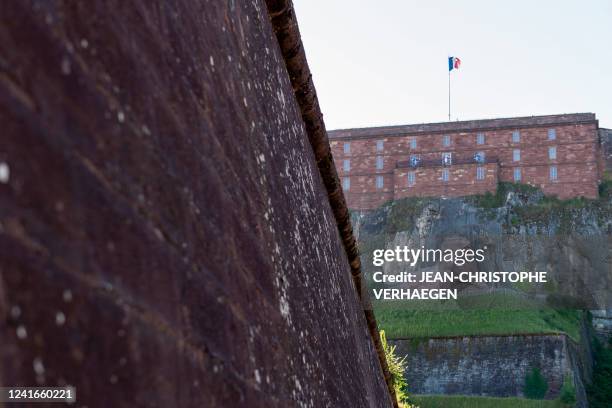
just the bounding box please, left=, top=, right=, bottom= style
left=292, top=0, right=612, bottom=130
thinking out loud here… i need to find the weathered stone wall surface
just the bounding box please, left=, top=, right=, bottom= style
left=0, top=1, right=391, bottom=407
left=592, top=309, right=612, bottom=340
left=601, top=128, right=612, bottom=171
left=391, top=332, right=591, bottom=407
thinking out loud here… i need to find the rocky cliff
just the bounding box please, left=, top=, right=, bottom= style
left=355, top=183, right=612, bottom=311
left=354, top=183, right=612, bottom=405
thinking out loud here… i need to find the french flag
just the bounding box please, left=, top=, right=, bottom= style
left=448, top=56, right=461, bottom=71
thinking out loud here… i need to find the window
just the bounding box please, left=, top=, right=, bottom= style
left=443, top=135, right=451, bottom=147
left=477, top=151, right=486, bottom=162
left=342, top=177, right=350, bottom=191
left=408, top=172, right=416, bottom=186
left=376, top=175, right=384, bottom=189
left=513, top=149, right=521, bottom=162
left=550, top=166, right=558, bottom=180
left=548, top=146, right=557, bottom=160
left=410, top=138, right=417, bottom=149
left=513, top=168, right=521, bottom=182
left=512, top=130, right=520, bottom=143
left=477, top=133, right=485, bottom=145
left=442, top=168, right=449, bottom=182
left=476, top=167, right=485, bottom=180
left=343, top=159, right=350, bottom=172
left=442, top=152, right=452, bottom=165
left=376, top=156, right=384, bottom=170
left=343, top=142, right=350, bottom=154
left=548, top=128, right=556, bottom=140
left=376, top=140, right=384, bottom=152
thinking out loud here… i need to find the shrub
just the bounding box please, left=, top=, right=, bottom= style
left=588, top=338, right=612, bottom=407
left=559, top=375, right=576, bottom=406
left=599, top=179, right=612, bottom=199
left=380, top=330, right=412, bottom=406
left=523, top=367, right=548, bottom=399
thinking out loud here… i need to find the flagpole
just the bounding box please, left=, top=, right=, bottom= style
left=448, top=69, right=451, bottom=121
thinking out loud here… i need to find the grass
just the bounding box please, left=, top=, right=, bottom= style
left=374, top=308, right=582, bottom=342
left=412, top=395, right=563, bottom=408
left=467, top=182, right=542, bottom=209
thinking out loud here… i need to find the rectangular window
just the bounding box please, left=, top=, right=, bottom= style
left=548, top=146, right=557, bottom=160
left=512, top=130, right=520, bottom=143
left=376, top=140, right=384, bottom=151
left=408, top=172, right=416, bottom=186
left=476, top=167, right=485, bottom=180
left=343, top=142, right=350, bottom=154
left=410, top=138, right=417, bottom=149
left=442, top=168, right=449, bottom=182
left=477, top=133, right=485, bottom=145
left=443, top=135, right=451, bottom=147
left=342, top=177, right=350, bottom=191
left=513, top=149, right=521, bottom=162
left=343, top=159, right=350, bottom=172
left=376, top=156, right=383, bottom=170
left=442, top=152, right=452, bottom=165
left=376, top=175, right=384, bottom=189
left=548, top=128, right=556, bottom=140
left=478, top=151, right=486, bottom=161
left=513, top=168, right=521, bottom=182
left=550, top=166, right=558, bottom=180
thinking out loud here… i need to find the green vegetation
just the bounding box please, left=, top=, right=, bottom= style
left=559, top=376, right=576, bottom=406
left=382, top=197, right=430, bottom=233
left=467, top=181, right=541, bottom=209
left=380, top=330, right=411, bottom=406
left=375, top=309, right=582, bottom=342
left=412, top=395, right=563, bottom=407
left=598, top=171, right=612, bottom=199
left=463, top=181, right=612, bottom=232
left=523, top=367, right=548, bottom=399
left=587, top=337, right=612, bottom=407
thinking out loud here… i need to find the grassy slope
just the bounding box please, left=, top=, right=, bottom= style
left=375, top=309, right=582, bottom=342
left=412, top=395, right=563, bottom=408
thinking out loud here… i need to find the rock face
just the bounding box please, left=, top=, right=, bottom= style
left=354, top=185, right=611, bottom=406
left=355, top=186, right=612, bottom=309
left=0, top=1, right=391, bottom=407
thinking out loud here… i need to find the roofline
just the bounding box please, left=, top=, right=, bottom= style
left=328, top=113, right=598, bottom=140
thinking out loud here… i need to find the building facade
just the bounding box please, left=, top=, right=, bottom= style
left=329, top=113, right=604, bottom=210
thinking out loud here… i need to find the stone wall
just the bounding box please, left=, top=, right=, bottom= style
left=601, top=128, right=612, bottom=172
left=0, top=1, right=392, bottom=407
left=391, top=332, right=591, bottom=407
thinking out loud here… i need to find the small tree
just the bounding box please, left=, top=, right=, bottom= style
left=559, top=375, right=576, bottom=406
left=523, top=367, right=549, bottom=399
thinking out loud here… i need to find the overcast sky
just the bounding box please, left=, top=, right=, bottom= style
left=293, top=0, right=612, bottom=130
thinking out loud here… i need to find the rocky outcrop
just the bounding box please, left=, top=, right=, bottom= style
left=355, top=184, right=611, bottom=405
left=0, top=1, right=392, bottom=407
left=355, top=185, right=612, bottom=310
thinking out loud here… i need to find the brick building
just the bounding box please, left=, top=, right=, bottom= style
left=329, top=113, right=605, bottom=210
